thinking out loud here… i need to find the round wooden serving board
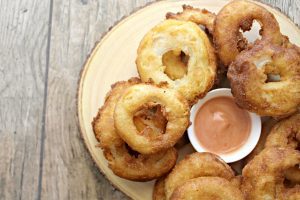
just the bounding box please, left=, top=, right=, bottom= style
left=77, top=0, right=300, bottom=199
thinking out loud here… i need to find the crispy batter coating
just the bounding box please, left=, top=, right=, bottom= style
left=242, top=147, right=300, bottom=200
left=164, top=152, right=235, bottom=199
left=245, top=114, right=300, bottom=184
left=114, top=83, right=190, bottom=154
left=265, top=113, right=300, bottom=183
left=136, top=19, right=216, bottom=105
left=214, top=0, right=283, bottom=66
left=153, top=177, right=166, bottom=200
left=166, top=5, right=216, bottom=34
left=170, top=177, right=244, bottom=200
left=228, top=42, right=300, bottom=117
left=265, top=113, right=300, bottom=148
left=92, top=78, right=177, bottom=181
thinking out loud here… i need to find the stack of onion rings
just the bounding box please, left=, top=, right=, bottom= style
left=136, top=19, right=216, bottom=105
left=92, top=78, right=177, bottom=181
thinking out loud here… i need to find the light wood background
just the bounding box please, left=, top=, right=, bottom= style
left=0, top=0, right=298, bottom=199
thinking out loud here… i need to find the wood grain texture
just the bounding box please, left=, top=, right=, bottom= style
left=0, top=0, right=299, bottom=200
left=261, top=0, right=300, bottom=26
left=41, top=1, right=154, bottom=200
left=0, top=0, right=50, bottom=199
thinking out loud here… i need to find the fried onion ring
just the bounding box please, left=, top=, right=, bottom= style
left=265, top=113, right=300, bottom=148
left=245, top=114, right=300, bottom=184
left=166, top=5, right=216, bottom=34
left=164, top=152, right=235, bottom=199
left=214, top=0, right=283, bottom=66
left=136, top=19, right=216, bottom=104
left=242, top=147, right=300, bottom=200
left=265, top=113, right=300, bottom=183
left=92, top=78, right=177, bottom=181
left=114, top=83, right=190, bottom=154
left=170, top=177, right=244, bottom=200
left=228, top=42, right=300, bottom=117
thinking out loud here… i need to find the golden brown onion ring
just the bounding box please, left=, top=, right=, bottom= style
left=92, top=78, right=177, bottom=181
left=166, top=5, right=216, bottom=34
left=114, top=83, right=190, bottom=154
left=214, top=0, right=283, bottom=66
left=242, top=147, right=300, bottom=200
left=136, top=19, right=216, bottom=105
left=265, top=113, right=300, bottom=148
left=245, top=115, right=300, bottom=184
left=170, top=177, right=244, bottom=200
left=164, top=152, right=235, bottom=199
left=265, top=113, right=300, bottom=183
left=228, top=42, right=300, bottom=117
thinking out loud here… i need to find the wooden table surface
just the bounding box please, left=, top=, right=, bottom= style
left=0, top=0, right=299, bottom=199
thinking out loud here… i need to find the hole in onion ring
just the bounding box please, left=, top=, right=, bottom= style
left=124, top=143, right=140, bottom=158
left=266, top=74, right=281, bottom=83
left=133, top=104, right=167, bottom=138
left=283, top=178, right=296, bottom=188
left=283, top=164, right=300, bottom=187
left=162, top=50, right=189, bottom=80
left=238, top=20, right=262, bottom=51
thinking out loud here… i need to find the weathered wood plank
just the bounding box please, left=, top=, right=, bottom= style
left=261, top=0, right=300, bottom=27
left=0, top=0, right=50, bottom=199
left=41, top=1, right=154, bottom=199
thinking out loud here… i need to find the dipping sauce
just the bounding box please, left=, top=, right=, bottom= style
left=194, top=96, right=251, bottom=154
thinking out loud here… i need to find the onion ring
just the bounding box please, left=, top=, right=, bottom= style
left=228, top=42, right=300, bottom=117
left=214, top=0, right=283, bottom=66
left=265, top=113, right=300, bottom=183
left=265, top=113, right=300, bottom=148
left=92, top=78, right=177, bottom=181
left=170, top=177, right=244, bottom=200
left=114, top=83, right=190, bottom=154
left=136, top=19, right=216, bottom=104
left=166, top=5, right=216, bottom=34
left=164, top=152, right=235, bottom=199
left=246, top=114, right=300, bottom=184
left=242, top=147, right=300, bottom=200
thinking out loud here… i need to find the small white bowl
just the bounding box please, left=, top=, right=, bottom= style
left=187, top=88, right=261, bottom=163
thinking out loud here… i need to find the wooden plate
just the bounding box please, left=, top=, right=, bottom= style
left=77, top=0, right=300, bottom=199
